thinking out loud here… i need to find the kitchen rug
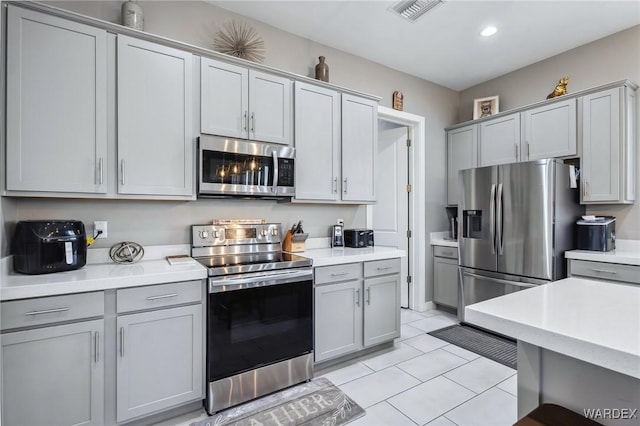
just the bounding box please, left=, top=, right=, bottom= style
left=429, top=324, right=517, bottom=369
left=190, top=377, right=365, bottom=426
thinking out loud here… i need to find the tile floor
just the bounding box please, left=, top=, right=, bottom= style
left=161, top=308, right=518, bottom=426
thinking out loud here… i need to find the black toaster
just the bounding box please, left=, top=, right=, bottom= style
left=12, top=220, right=87, bottom=274
left=343, top=229, right=374, bottom=248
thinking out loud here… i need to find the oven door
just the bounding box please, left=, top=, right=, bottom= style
left=207, top=269, right=313, bottom=382
left=198, top=135, right=295, bottom=198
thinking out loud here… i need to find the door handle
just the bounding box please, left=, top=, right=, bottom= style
left=497, top=183, right=504, bottom=255
left=98, top=157, right=104, bottom=185
left=355, top=288, right=360, bottom=306
left=120, top=327, right=125, bottom=357
left=121, top=160, right=126, bottom=186
left=489, top=183, right=496, bottom=255
left=366, top=288, right=371, bottom=305
left=94, top=331, right=100, bottom=363
left=333, top=177, right=338, bottom=193
left=514, top=144, right=518, bottom=159
left=243, top=111, right=248, bottom=132
left=343, top=178, right=348, bottom=193
left=251, top=112, right=255, bottom=133
left=527, top=143, right=530, bottom=159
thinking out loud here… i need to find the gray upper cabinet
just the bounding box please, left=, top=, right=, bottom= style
left=294, top=82, right=341, bottom=201
left=201, top=57, right=292, bottom=144
left=580, top=85, right=636, bottom=204
left=341, top=94, right=378, bottom=202
left=116, top=303, right=203, bottom=422
left=363, top=274, right=401, bottom=347
left=447, top=124, right=478, bottom=205
left=117, top=35, right=194, bottom=197
left=5, top=6, right=107, bottom=194
left=479, top=113, right=521, bottom=167
left=522, top=98, right=577, bottom=160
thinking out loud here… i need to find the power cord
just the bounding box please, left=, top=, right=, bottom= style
left=87, top=230, right=103, bottom=246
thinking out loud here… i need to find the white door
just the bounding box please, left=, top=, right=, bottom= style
left=371, top=121, right=410, bottom=307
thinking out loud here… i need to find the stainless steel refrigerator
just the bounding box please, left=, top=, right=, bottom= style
left=457, top=159, right=584, bottom=322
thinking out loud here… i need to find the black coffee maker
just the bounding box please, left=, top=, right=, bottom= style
left=446, top=206, right=458, bottom=240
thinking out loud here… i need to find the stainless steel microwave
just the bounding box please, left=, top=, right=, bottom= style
left=198, top=135, right=295, bottom=199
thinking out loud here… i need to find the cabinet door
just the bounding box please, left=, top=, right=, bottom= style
left=116, top=304, right=203, bottom=422
left=523, top=99, right=577, bottom=160
left=314, top=281, right=363, bottom=362
left=294, top=82, right=340, bottom=201
left=342, top=94, right=378, bottom=202
left=581, top=88, right=621, bottom=203
left=363, top=275, right=401, bottom=347
left=479, top=113, right=520, bottom=166
left=201, top=58, right=249, bottom=139
left=2, top=320, right=104, bottom=426
left=117, top=35, right=193, bottom=196
left=6, top=6, right=107, bottom=194
left=249, top=70, right=292, bottom=144
left=447, top=124, right=478, bottom=205
left=434, top=256, right=459, bottom=309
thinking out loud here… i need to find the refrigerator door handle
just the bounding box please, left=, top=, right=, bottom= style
left=489, top=183, right=496, bottom=254
left=462, top=271, right=538, bottom=289
left=497, top=183, right=504, bottom=255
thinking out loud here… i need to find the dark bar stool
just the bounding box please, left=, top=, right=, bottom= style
left=514, top=403, right=603, bottom=426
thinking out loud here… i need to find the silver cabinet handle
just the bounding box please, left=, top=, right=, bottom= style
left=24, top=307, right=70, bottom=316
left=243, top=111, right=248, bottom=131
left=514, top=144, right=518, bottom=159
left=121, top=159, right=125, bottom=185
left=251, top=112, right=255, bottom=133
left=355, top=288, right=360, bottom=306
left=331, top=272, right=350, bottom=277
left=377, top=266, right=392, bottom=271
left=366, top=288, right=371, bottom=305
left=120, top=327, right=125, bottom=357
left=94, top=331, right=99, bottom=363
left=527, top=143, right=530, bottom=159
left=591, top=269, right=618, bottom=275
left=98, top=157, right=104, bottom=185
left=146, top=293, right=179, bottom=301
left=333, top=177, right=338, bottom=193
left=343, top=178, right=348, bottom=193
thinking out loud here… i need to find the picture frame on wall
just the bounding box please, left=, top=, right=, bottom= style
left=473, top=95, right=500, bottom=119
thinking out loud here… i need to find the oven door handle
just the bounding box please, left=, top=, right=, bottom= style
left=209, top=269, right=312, bottom=293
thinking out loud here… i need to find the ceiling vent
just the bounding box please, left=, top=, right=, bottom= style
left=390, top=0, right=444, bottom=22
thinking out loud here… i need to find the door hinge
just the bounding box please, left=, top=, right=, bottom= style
left=406, top=184, right=412, bottom=193
left=407, top=275, right=412, bottom=284
left=406, top=230, right=412, bottom=238
left=406, top=138, right=412, bottom=147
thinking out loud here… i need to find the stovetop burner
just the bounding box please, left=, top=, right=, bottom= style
left=194, top=251, right=311, bottom=277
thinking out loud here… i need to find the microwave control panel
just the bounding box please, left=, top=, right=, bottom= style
left=277, top=158, right=294, bottom=186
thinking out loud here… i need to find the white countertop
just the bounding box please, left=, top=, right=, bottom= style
left=565, top=239, right=640, bottom=266
left=430, top=231, right=458, bottom=248
left=298, top=246, right=405, bottom=267
left=466, top=277, right=640, bottom=379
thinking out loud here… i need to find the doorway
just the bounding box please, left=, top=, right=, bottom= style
left=368, top=107, right=426, bottom=312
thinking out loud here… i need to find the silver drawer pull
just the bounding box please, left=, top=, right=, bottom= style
left=331, top=272, right=350, bottom=277
left=94, top=331, right=100, bottom=363
left=591, top=269, right=618, bottom=275
left=120, top=327, right=125, bottom=357
left=24, top=307, right=70, bottom=316
left=377, top=266, right=392, bottom=271
left=146, top=293, right=179, bottom=301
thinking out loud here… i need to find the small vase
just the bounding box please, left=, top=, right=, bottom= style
left=315, top=56, right=329, bottom=82
left=122, top=0, right=144, bottom=31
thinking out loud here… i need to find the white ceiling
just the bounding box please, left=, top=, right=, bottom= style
left=210, top=0, right=640, bottom=91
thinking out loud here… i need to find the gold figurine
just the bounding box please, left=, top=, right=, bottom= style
left=547, top=76, right=569, bottom=99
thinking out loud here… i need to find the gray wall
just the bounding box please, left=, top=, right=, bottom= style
left=459, top=25, right=640, bottom=239
left=5, top=1, right=459, bottom=304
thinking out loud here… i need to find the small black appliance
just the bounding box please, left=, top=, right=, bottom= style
left=12, top=220, right=87, bottom=274
left=576, top=216, right=616, bottom=252
left=331, top=224, right=344, bottom=247
left=343, top=229, right=374, bottom=248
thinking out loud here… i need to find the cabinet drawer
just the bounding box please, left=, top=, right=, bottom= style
left=433, top=246, right=458, bottom=260
left=117, top=280, right=202, bottom=313
left=1, top=291, right=104, bottom=331
left=364, top=258, right=401, bottom=278
left=315, top=263, right=361, bottom=285
left=569, top=260, right=640, bottom=285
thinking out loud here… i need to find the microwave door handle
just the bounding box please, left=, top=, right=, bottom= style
left=497, top=183, right=504, bottom=255
left=489, top=183, right=496, bottom=254
left=272, top=151, right=279, bottom=194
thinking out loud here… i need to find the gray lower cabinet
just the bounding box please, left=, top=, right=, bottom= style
left=314, top=259, right=400, bottom=363
left=568, top=259, right=640, bottom=285
left=116, top=283, right=203, bottom=423
left=433, top=246, right=459, bottom=309
left=1, top=293, right=105, bottom=426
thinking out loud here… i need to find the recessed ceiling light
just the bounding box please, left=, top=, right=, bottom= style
left=480, top=25, right=498, bottom=37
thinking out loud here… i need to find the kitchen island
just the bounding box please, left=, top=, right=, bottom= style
left=466, top=277, right=640, bottom=426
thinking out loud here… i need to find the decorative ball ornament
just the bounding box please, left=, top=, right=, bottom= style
left=214, top=20, right=265, bottom=63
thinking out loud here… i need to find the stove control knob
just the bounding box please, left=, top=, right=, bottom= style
left=213, top=230, right=219, bottom=238
left=200, top=231, right=209, bottom=239
left=260, top=229, right=268, bottom=237
left=271, top=228, right=278, bottom=236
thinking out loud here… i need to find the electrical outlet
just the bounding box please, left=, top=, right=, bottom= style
left=337, top=219, right=344, bottom=226
left=94, top=221, right=108, bottom=238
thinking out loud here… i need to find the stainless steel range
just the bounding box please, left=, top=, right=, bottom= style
left=191, top=221, right=313, bottom=415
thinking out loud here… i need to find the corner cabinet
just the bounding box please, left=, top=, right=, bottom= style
left=314, top=259, right=400, bottom=364
left=5, top=5, right=108, bottom=194
left=200, top=57, right=292, bottom=144
left=447, top=124, right=478, bottom=205
left=117, top=35, right=194, bottom=197
left=580, top=85, right=637, bottom=204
